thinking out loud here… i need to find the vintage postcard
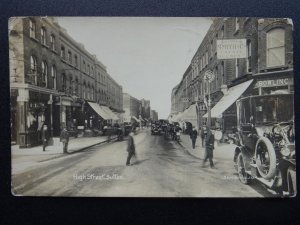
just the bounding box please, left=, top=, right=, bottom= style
left=10, top=17, right=296, bottom=197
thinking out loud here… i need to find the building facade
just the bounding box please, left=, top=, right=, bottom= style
left=10, top=17, right=123, bottom=147
left=150, top=110, right=158, bottom=122
left=122, top=93, right=142, bottom=123
left=170, top=17, right=293, bottom=133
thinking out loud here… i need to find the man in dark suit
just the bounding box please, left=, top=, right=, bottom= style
left=60, top=127, right=69, bottom=154
left=126, top=131, right=136, bottom=166
left=42, top=124, right=49, bottom=152
left=189, top=127, right=198, bottom=149
left=202, top=129, right=215, bottom=168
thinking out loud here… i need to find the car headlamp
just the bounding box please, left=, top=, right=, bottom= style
left=280, top=146, right=291, bottom=157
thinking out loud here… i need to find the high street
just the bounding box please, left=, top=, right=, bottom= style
left=12, top=129, right=273, bottom=197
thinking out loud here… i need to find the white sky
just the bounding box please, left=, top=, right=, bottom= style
left=57, top=17, right=212, bottom=118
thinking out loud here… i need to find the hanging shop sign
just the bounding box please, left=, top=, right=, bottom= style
left=254, top=78, right=292, bottom=88
left=217, top=39, right=247, bottom=59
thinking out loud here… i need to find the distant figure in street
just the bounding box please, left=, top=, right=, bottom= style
left=189, top=126, right=198, bottom=149
left=60, top=127, right=69, bottom=154
left=42, top=124, right=49, bottom=152
left=126, top=131, right=137, bottom=166
left=202, top=129, right=215, bottom=168
left=200, top=126, right=207, bottom=147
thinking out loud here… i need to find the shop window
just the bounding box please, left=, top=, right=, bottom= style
left=41, top=61, right=48, bottom=87
left=41, top=27, right=46, bottom=45
left=266, top=28, right=285, bottom=67
left=51, top=65, right=57, bottom=90
left=29, top=19, right=36, bottom=39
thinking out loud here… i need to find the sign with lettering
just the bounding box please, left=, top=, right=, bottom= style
left=217, top=39, right=247, bottom=59
left=254, top=78, right=291, bottom=88
left=182, top=97, right=190, bottom=102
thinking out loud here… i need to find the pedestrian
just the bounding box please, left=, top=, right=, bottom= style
left=42, top=124, right=49, bottom=151
left=190, top=126, right=198, bottom=149
left=200, top=126, right=207, bottom=147
left=126, top=131, right=137, bottom=166
left=60, top=127, right=69, bottom=154
left=202, top=128, right=215, bottom=168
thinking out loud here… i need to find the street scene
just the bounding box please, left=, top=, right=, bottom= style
left=10, top=17, right=296, bottom=197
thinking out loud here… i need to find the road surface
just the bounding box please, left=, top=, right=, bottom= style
left=12, top=130, right=273, bottom=197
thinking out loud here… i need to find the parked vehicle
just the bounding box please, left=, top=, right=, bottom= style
left=233, top=94, right=296, bottom=196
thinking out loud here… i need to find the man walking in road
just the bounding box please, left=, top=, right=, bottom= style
left=60, top=127, right=69, bottom=154
left=202, top=128, right=215, bottom=168
left=126, top=131, right=137, bottom=166
left=190, top=126, right=198, bottom=149
left=200, top=125, right=207, bottom=147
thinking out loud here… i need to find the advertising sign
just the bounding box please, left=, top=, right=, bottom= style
left=217, top=39, right=247, bottom=59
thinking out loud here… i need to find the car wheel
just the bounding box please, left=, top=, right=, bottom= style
left=287, top=166, right=297, bottom=197
left=255, top=137, right=277, bottom=180
left=237, top=152, right=251, bottom=185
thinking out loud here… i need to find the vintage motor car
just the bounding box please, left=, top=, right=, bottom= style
left=233, top=94, right=296, bottom=196
left=151, top=122, right=162, bottom=135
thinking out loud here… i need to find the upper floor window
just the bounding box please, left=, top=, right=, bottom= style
left=50, top=34, right=55, bottom=51
left=68, top=51, right=72, bottom=63
left=87, top=64, right=90, bottom=74
left=74, top=55, right=78, bottom=67
left=266, top=28, right=285, bottom=67
left=61, top=46, right=65, bottom=59
left=29, top=19, right=36, bottom=38
left=235, top=58, right=239, bottom=78
left=62, top=74, right=66, bottom=92
left=247, top=40, right=252, bottom=72
left=30, top=55, right=37, bottom=73
left=41, top=61, right=48, bottom=87
left=41, top=27, right=46, bottom=45
left=220, top=25, right=224, bottom=38
left=83, top=60, right=86, bottom=72
left=235, top=18, right=240, bottom=31
left=51, top=65, right=57, bottom=90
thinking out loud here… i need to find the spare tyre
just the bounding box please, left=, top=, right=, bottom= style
left=255, top=137, right=277, bottom=180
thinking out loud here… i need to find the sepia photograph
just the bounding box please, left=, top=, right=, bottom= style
left=9, top=17, right=296, bottom=197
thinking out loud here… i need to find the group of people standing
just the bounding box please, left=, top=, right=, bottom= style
left=189, top=126, right=215, bottom=169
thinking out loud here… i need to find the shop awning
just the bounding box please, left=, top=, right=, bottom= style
left=131, top=116, right=140, bottom=122
left=87, top=102, right=110, bottom=120
left=203, top=79, right=253, bottom=118
left=180, top=104, right=198, bottom=127
left=102, top=106, right=119, bottom=120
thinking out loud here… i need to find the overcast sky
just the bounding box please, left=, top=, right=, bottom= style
left=57, top=17, right=212, bottom=118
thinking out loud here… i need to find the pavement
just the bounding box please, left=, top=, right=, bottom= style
left=11, top=135, right=118, bottom=174
left=179, top=133, right=236, bottom=161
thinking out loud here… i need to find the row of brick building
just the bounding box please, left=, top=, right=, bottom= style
left=9, top=17, right=124, bottom=147
left=170, top=17, right=293, bottom=134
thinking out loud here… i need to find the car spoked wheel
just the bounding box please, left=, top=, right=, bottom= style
left=287, top=167, right=297, bottom=197
left=255, top=137, right=276, bottom=180
left=237, top=152, right=251, bottom=184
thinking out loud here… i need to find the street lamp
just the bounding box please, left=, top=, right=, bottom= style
left=204, top=70, right=215, bottom=130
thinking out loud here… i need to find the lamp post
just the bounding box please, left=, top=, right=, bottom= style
left=204, top=70, right=215, bottom=130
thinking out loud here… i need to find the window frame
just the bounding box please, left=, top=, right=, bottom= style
left=266, top=28, right=285, bottom=68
